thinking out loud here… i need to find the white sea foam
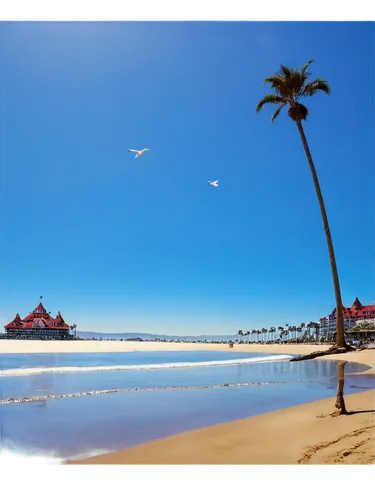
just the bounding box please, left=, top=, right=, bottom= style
left=1, top=379, right=306, bottom=406
left=0, top=354, right=293, bottom=377
left=0, top=445, right=63, bottom=465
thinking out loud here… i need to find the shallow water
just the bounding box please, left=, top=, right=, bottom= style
left=0, top=350, right=266, bottom=371
left=0, top=351, right=373, bottom=462
left=0, top=356, right=369, bottom=401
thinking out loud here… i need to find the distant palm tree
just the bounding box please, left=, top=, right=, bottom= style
left=299, top=323, right=305, bottom=342
left=313, top=322, right=320, bottom=342
left=278, top=326, right=284, bottom=342
left=256, top=60, right=346, bottom=350
left=294, top=326, right=299, bottom=341
left=251, top=329, right=257, bottom=343
left=238, top=330, right=243, bottom=343
left=246, top=331, right=251, bottom=344
left=288, top=326, right=294, bottom=341
left=297, top=326, right=302, bottom=342
left=306, top=321, right=313, bottom=340
left=260, top=328, right=267, bottom=343
left=269, top=327, right=275, bottom=343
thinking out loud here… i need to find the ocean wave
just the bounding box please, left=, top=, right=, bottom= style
left=0, top=354, right=293, bottom=377
left=0, top=378, right=305, bottom=405
left=0, top=445, right=63, bottom=465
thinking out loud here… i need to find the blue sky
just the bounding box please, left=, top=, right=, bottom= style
left=0, top=21, right=374, bottom=335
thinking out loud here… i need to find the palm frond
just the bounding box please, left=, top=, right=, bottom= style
left=256, top=94, right=286, bottom=113
left=303, top=78, right=330, bottom=96
left=272, top=103, right=286, bottom=122
left=287, top=72, right=308, bottom=96
left=267, top=70, right=306, bottom=99
left=264, top=75, right=286, bottom=94
left=279, top=65, right=292, bottom=78
left=301, top=59, right=315, bottom=75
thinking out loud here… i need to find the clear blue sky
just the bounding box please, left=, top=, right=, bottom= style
left=0, top=21, right=374, bottom=335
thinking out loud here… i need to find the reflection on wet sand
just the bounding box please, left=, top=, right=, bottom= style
left=335, top=361, right=347, bottom=415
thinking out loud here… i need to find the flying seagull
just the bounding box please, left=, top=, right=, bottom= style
left=128, top=148, right=153, bottom=158
left=208, top=180, right=219, bottom=187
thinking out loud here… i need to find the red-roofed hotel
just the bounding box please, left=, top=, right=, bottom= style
left=319, top=297, right=375, bottom=340
left=4, top=301, right=76, bottom=339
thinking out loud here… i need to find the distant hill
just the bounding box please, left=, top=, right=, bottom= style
left=77, top=331, right=239, bottom=342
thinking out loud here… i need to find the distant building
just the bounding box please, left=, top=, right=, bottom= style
left=4, top=301, right=75, bottom=339
left=319, top=297, right=375, bottom=340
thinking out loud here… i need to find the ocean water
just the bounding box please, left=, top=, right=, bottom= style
left=0, top=350, right=277, bottom=371
left=0, top=350, right=373, bottom=463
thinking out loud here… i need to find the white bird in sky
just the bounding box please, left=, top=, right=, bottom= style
left=208, top=180, right=219, bottom=187
left=128, top=148, right=153, bottom=158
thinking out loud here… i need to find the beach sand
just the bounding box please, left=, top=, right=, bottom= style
left=1, top=340, right=374, bottom=464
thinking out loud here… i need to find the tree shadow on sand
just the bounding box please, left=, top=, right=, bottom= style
left=345, top=409, right=375, bottom=415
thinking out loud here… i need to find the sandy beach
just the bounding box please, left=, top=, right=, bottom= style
left=1, top=340, right=374, bottom=464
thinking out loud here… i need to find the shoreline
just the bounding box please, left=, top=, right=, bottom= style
left=1, top=340, right=374, bottom=464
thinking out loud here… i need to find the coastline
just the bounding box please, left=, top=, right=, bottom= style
left=2, top=340, right=374, bottom=464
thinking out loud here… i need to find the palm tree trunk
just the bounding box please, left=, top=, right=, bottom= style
left=296, top=120, right=346, bottom=349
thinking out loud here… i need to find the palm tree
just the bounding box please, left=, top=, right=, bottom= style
left=256, top=60, right=347, bottom=350
left=262, top=328, right=268, bottom=343
left=296, top=326, right=302, bottom=342
left=251, top=329, right=257, bottom=344
left=313, top=322, right=320, bottom=342
left=293, top=326, right=298, bottom=341
left=246, top=330, right=251, bottom=344
left=269, top=327, right=276, bottom=343
left=238, top=330, right=243, bottom=343
left=278, top=326, right=284, bottom=342
left=290, top=328, right=294, bottom=342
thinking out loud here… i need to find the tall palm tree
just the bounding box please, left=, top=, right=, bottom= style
left=313, top=322, right=320, bottom=342
left=278, top=326, right=284, bottom=342
left=256, top=60, right=346, bottom=349
left=246, top=330, right=251, bottom=344
left=296, top=326, right=302, bottom=339
left=293, top=326, right=298, bottom=341
left=262, top=327, right=268, bottom=343
left=269, top=327, right=276, bottom=343
left=238, top=330, right=243, bottom=343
